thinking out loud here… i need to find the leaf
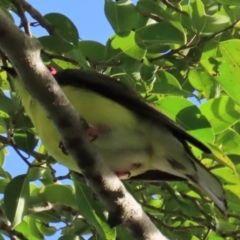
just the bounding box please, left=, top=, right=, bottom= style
left=104, top=0, right=138, bottom=35
left=4, top=174, right=29, bottom=228
left=216, top=40, right=240, bottom=105
left=136, top=22, right=186, bottom=52
left=152, top=71, right=193, bottom=97
left=216, top=0, right=240, bottom=5
left=106, top=31, right=146, bottom=60
left=15, top=218, right=41, bottom=240
left=188, top=67, right=220, bottom=99
left=39, top=36, right=74, bottom=54
left=156, top=96, right=214, bottom=143
left=207, top=143, right=237, bottom=171
left=39, top=183, right=76, bottom=208
left=0, top=178, right=9, bottom=193
left=59, top=234, right=82, bottom=240
left=0, top=90, right=18, bottom=114
left=216, top=129, right=240, bottom=155
left=44, top=13, right=79, bottom=45
left=13, top=130, right=39, bottom=153
left=0, top=146, right=5, bottom=167
left=191, top=0, right=230, bottom=35
left=72, top=173, right=116, bottom=240
left=78, top=41, right=106, bottom=62
left=200, top=96, right=240, bottom=134
left=65, top=49, right=92, bottom=69
left=137, top=0, right=174, bottom=22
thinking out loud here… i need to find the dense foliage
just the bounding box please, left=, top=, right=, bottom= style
left=0, top=0, right=240, bottom=239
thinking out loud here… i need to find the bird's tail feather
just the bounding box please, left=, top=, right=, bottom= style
left=186, top=161, right=227, bottom=214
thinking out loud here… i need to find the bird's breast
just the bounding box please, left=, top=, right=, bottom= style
left=23, top=86, right=162, bottom=177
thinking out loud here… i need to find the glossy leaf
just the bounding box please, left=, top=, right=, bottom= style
left=104, top=0, right=138, bottom=35
left=106, top=31, right=146, bottom=61
left=191, top=0, right=230, bottom=35
left=39, top=36, right=75, bottom=54
left=200, top=96, right=240, bottom=134
left=152, top=71, right=192, bottom=97
left=136, top=22, right=186, bottom=52
left=0, top=90, right=18, bottom=114
left=39, top=183, right=76, bottom=208
left=216, top=129, right=240, bottom=155
left=44, top=13, right=79, bottom=45
left=216, top=40, right=240, bottom=105
left=72, top=173, right=116, bottom=240
left=13, top=130, right=39, bottom=153
left=4, top=174, right=29, bottom=228
left=188, top=67, right=219, bottom=99
left=157, top=96, right=214, bottom=143
left=78, top=41, right=106, bottom=62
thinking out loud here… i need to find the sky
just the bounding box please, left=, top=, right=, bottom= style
left=2, top=1, right=135, bottom=239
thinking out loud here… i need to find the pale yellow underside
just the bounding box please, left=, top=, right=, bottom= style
left=14, top=81, right=191, bottom=179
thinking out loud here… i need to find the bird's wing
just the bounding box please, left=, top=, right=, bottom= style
left=55, top=69, right=210, bottom=154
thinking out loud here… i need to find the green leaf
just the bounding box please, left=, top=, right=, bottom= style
left=152, top=71, right=193, bottom=97
left=13, top=130, right=39, bottom=153
left=59, top=234, right=82, bottom=240
left=65, top=49, right=92, bottom=69
left=44, top=13, right=79, bottom=45
left=227, top=154, right=240, bottom=176
left=200, top=96, right=240, bottom=134
left=78, top=41, right=106, bottom=62
left=0, top=90, right=18, bottom=114
left=136, top=22, right=186, bottom=52
left=39, top=36, right=75, bottom=54
left=192, top=0, right=229, bottom=35
left=72, top=173, right=116, bottom=240
left=216, top=40, right=240, bottom=105
left=0, top=146, right=5, bottom=167
left=106, top=31, right=146, bottom=60
left=0, top=178, right=9, bottom=193
left=207, top=143, right=236, bottom=171
left=140, top=64, right=158, bottom=82
left=216, top=129, right=240, bottom=155
left=39, top=183, right=76, bottom=208
left=104, top=0, right=138, bottom=35
left=15, top=218, right=41, bottom=240
left=137, top=0, right=174, bottom=23
left=4, top=174, right=29, bottom=228
left=216, top=0, right=240, bottom=5
left=27, top=161, right=47, bottom=182
left=38, top=221, right=56, bottom=236
left=188, top=67, right=220, bottom=99
left=156, top=96, right=214, bottom=143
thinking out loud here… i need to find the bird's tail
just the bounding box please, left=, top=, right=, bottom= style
left=186, top=160, right=227, bottom=214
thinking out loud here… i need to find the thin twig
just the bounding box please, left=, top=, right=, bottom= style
left=10, top=0, right=31, bottom=36
left=41, top=50, right=80, bottom=66
left=150, top=18, right=240, bottom=62
left=161, top=0, right=189, bottom=16
left=20, top=0, right=56, bottom=35
left=0, top=134, right=46, bottom=161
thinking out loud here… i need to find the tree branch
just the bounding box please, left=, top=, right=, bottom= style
left=19, top=0, right=56, bottom=35
left=0, top=8, right=168, bottom=240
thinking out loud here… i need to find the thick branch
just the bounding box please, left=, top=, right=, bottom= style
left=0, top=8, right=168, bottom=240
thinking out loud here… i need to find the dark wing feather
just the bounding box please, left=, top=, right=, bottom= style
left=129, top=170, right=186, bottom=182
left=55, top=69, right=211, bottom=154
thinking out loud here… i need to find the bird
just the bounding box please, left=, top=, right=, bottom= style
left=1, top=65, right=227, bottom=214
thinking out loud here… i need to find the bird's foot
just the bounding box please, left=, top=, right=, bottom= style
left=115, top=163, right=142, bottom=179
left=115, top=171, right=130, bottom=179
left=59, top=141, right=68, bottom=155
left=87, top=125, right=111, bottom=142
